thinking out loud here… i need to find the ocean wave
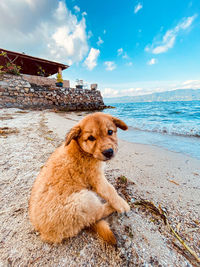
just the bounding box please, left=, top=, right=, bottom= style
left=128, top=125, right=200, bottom=138
left=104, top=100, right=200, bottom=138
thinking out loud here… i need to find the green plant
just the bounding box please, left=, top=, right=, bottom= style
left=0, top=65, right=4, bottom=75
left=5, top=62, right=21, bottom=75
left=0, top=51, right=7, bottom=57
left=56, top=73, right=63, bottom=83
left=0, top=52, right=6, bottom=74
left=37, top=66, right=46, bottom=76
left=0, top=51, right=21, bottom=75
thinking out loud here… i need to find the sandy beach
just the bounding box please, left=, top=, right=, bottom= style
left=0, top=108, right=200, bottom=266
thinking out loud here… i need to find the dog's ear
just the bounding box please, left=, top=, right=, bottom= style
left=65, top=125, right=81, bottom=146
left=112, top=117, right=128, bottom=131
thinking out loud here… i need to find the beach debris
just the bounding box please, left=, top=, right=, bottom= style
left=15, top=110, right=29, bottom=114
left=177, top=222, right=181, bottom=232
left=119, top=175, right=128, bottom=184
left=45, top=136, right=54, bottom=141
left=124, top=225, right=134, bottom=238
left=168, top=179, right=180, bottom=186
left=114, top=176, right=136, bottom=205
left=52, top=109, right=65, bottom=113
left=133, top=200, right=200, bottom=265
left=0, top=127, right=19, bottom=137
left=112, top=175, right=200, bottom=265
left=0, top=115, right=13, bottom=120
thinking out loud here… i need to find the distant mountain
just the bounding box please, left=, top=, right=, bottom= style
left=104, top=89, right=200, bottom=103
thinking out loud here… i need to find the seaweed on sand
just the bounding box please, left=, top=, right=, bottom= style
left=114, top=175, right=200, bottom=266
left=134, top=200, right=200, bottom=265
left=0, top=127, right=19, bottom=137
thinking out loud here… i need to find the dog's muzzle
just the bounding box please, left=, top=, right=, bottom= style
left=102, top=148, right=114, bottom=159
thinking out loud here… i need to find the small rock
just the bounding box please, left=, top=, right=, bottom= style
left=131, top=198, right=136, bottom=203
left=122, top=235, right=127, bottom=240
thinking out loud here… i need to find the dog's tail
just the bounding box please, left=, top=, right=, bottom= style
left=92, top=220, right=117, bottom=245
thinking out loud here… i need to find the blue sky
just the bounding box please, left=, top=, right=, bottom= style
left=0, top=0, right=200, bottom=97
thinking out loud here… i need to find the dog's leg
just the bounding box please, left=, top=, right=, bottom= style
left=92, top=176, right=130, bottom=213
left=88, top=202, right=117, bottom=245
left=99, top=203, right=115, bottom=219
left=92, top=219, right=117, bottom=245
left=38, top=190, right=115, bottom=244
left=74, top=192, right=117, bottom=245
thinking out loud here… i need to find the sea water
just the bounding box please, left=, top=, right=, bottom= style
left=103, top=100, right=200, bottom=159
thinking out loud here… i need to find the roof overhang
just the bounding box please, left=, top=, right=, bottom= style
left=0, top=48, right=69, bottom=76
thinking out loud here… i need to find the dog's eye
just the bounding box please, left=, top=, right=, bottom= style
left=108, top=130, right=113, bottom=136
left=88, top=135, right=96, bottom=141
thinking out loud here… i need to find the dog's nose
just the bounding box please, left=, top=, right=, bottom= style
left=102, top=148, right=114, bottom=159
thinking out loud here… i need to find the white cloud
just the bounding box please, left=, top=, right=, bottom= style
left=88, top=30, right=93, bottom=39
left=134, top=3, right=143, bottom=14
left=126, top=62, right=133, bottom=66
left=102, top=87, right=143, bottom=98
left=117, top=48, right=129, bottom=59
left=97, top=37, right=104, bottom=46
left=84, top=48, right=100, bottom=70
left=0, top=0, right=89, bottom=65
left=101, top=80, right=200, bottom=98
left=146, top=14, right=197, bottom=54
left=74, top=5, right=80, bottom=13
left=152, top=35, right=175, bottom=54
left=177, top=80, right=200, bottom=89
left=147, top=58, right=157, bottom=65
left=102, top=88, right=119, bottom=97
left=104, top=61, right=116, bottom=71
left=122, top=52, right=128, bottom=59
left=178, top=15, right=196, bottom=29
left=117, top=48, right=123, bottom=55
left=182, top=80, right=197, bottom=85
left=82, top=11, right=87, bottom=16
left=55, top=1, right=68, bottom=19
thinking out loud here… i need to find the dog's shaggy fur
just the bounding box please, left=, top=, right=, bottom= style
left=29, top=113, right=130, bottom=244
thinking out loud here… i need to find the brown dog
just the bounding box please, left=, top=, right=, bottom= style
left=29, top=112, right=130, bottom=244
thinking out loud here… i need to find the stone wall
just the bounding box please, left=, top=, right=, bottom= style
left=22, top=74, right=70, bottom=88
left=0, top=74, right=105, bottom=111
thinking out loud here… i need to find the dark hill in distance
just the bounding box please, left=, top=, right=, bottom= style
left=104, top=89, right=200, bottom=103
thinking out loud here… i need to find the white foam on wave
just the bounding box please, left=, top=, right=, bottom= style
left=128, top=123, right=200, bottom=138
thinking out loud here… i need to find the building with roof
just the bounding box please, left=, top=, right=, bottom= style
left=0, top=48, right=69, bottom=77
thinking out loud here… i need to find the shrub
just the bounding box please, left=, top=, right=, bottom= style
left=37, top=66, right=46, bottom=76
left=0, top=51, right=21, bottom=75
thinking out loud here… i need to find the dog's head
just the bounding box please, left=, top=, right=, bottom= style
left=65, top=112, right=128, bottom=161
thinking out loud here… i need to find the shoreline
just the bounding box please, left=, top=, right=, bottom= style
left=47, top=109, right=200, bottom=160
left=120, top=132, right=200, bottom=160
left=0, top=108, right=200, bottom=266
left=118, top=128, right=200, bottom=160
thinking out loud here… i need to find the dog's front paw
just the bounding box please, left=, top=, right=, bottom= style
left=114, top=197, right=130, bottom=213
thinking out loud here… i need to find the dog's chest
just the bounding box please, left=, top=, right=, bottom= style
left=80, top=161, right=105, bottom=185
